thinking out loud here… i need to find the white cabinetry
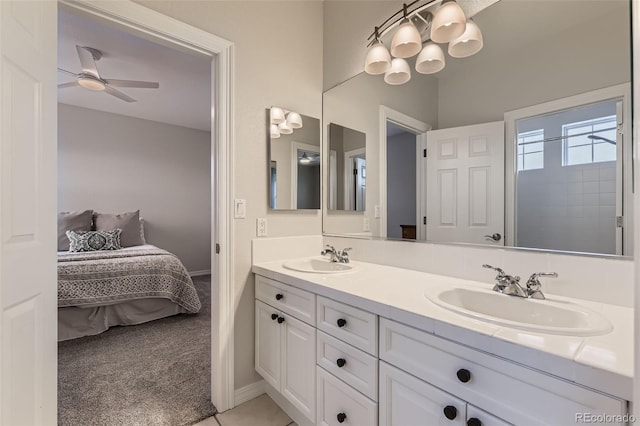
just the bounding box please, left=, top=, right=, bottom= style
left=255, top=277, right=316, bottom=422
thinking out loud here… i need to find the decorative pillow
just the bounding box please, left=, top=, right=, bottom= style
left=58, top=210, right=93, bottom=251
left=66, top=229, right=122, bottom=252
left=93, top=210, right=144, bottom=247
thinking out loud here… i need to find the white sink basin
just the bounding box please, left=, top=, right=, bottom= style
left=426, top=287, right=612, bottom=336
left=282, top=258, right=355, bottom=274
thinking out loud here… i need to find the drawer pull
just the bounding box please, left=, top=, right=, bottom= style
left=336, top=358, right=347, bottom=368
left=271, top=313, right=278, bottom=320
left=336, top=412, right=347, bottom=423
left=277, top=316, right=285, bottom=324
left=443, top=405, right=457, bottom=420
left=456, top=368, right=471, bottom=383
left=337, top=318, right=347, bottom=328
left=275, top=293, right=284, bottom=301
left=467, top=418, right=482, bottom=426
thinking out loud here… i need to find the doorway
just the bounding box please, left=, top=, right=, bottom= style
left=386, top=123, right=418, bottom=240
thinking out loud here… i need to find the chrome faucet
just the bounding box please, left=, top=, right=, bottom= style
left=483, top=264, right=558, bottom=299
left=321, top=245, right=351, bottom=263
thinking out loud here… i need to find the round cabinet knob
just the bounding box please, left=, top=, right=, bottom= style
left=467, top=418, right=482, bottom=426
left=456, top=368, right=471, bottom=383
left=277, top=316, right=285, bottom=324
left=275, top=293, right=284, bottom=301
left=271, top=313, right=278, bottom=320
left=336, top=358, right=347, bottom=368
left=337, top=318, right=347, bottom=328
left=443, top=405, right=457, bottom=420
left=336, top=412, right=347, bottom=423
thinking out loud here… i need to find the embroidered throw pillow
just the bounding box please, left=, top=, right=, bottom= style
left=66, top=229, right=122, bottom=252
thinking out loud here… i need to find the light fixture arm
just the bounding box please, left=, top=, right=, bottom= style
left=366, top=0, right=438, bottom=47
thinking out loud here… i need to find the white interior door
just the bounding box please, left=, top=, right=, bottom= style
left=426, top=121, right=504, bottom=245
left=0, top=1, right=58, bottom=424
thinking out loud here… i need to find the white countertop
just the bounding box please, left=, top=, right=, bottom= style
left=252, top=256, right=633, bottom=401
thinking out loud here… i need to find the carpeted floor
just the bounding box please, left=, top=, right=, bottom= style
left=58, top=275, right=215, bottom=426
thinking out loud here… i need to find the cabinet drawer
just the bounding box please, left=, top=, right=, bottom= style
left=317, top=296, right=378, bottom=355
left=317, top=366, right=377, bottom=426
left=380, top=318, right=626, bottom=425
left=317, top=331, right=378, bottom=401
left=256, top=275, right=315, bottom=325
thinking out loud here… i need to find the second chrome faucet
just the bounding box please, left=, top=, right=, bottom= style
left=483, top=264, right=557, bottom=300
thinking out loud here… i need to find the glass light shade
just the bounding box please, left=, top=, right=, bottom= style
left=78, top=77, right=105, bottom=91
left=448, top=19, right=483, bottom=58
left=270, top=124, right=280, bottom=138
left=384, top=58, right=411, bottom=85
left=270, top=107, right=285, bottom=124
left=431, top=1, right=467, bottom=43
left=299, top=153, right=311, bottom=164
left=364, top=40, right=391, bottom=75
left=286, top=111, right=303, bottom=129
left=278, top=121, right=293, bottom=134
left=415, top=42, right=445, bottom=74
left=390, top=19, right=422, bottom=58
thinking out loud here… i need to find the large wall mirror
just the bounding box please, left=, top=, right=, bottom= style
left=322, top=0, right=633, bottom=256
left=268, top=109, right=321, bottom=210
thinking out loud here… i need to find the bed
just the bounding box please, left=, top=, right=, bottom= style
left=57, top=243, right=201, bottom=341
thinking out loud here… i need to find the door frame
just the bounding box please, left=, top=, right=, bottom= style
left=379, top=105, right=430, bottom=238
left=344, top=147, right=365, bottom=210
left=58, top=0, right=236, bottom=412
left=504, top=83, right=632, bottom=253
left=290, top=142, right=321, bottom=209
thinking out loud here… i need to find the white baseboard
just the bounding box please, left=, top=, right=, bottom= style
left=189, top=269, right=211, bottom=277
left=234, top=380, right=266, bottom=406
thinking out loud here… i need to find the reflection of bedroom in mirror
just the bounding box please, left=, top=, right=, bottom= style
left=56, top=8, right=215, bottom=424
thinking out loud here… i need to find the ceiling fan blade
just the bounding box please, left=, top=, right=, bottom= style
left=104, top=79, right=159, bottom=89
left=76, top=45, right=100, bottom=77
left=104, top=85, right=136, bottom=103
left=57, top=68, right=78, bottom=77
left=58, top=81, right=79, bottom=89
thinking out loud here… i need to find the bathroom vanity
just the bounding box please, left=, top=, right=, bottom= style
left=253, top=257, right=632, bottom=426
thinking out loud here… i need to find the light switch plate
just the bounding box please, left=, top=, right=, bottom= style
left=374, top=205, right=381, bottom=218
left=234, top=199, right=246, bottom=219
left=256, top=218, right=267, bottom=237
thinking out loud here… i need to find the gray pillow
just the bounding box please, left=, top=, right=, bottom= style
left=58, top=210, right=93, bottom=251
left=93, top=210, right=145, bottom=247
left=66, top=229, right=122, bottom=252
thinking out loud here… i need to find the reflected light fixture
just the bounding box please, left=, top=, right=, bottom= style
left=364, top=0, right=486, bottom=85
left=270, top=106, right=304, bottom=137
left=278, top=121, right=293, bottom=135
left=270, top=107, right=285, bottom=124
left=270, top=124, right=281, bottom=139
left=286, top=111, right=303, bottom=129
left=299, top=152, right=311, bottom=164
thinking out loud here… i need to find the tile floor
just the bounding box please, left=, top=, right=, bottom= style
left=194, top=394, right=297, bottom=426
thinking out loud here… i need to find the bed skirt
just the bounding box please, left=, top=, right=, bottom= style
left=58, top=298, right=188, bottom=341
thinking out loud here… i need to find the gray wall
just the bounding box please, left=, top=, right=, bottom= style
left=58, top=103, right=211, bottom=273
left=387, top=130, right=417, bottom=239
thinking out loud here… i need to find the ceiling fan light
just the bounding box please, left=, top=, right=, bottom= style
left=384, top=58, right=411, bottom=85
left=365, top=39, right=391, bottom=75
left=448, top=19, right=483, bottom=58
left=390, top=19, right=422, bottom=58
left=270, top=107, right=286, bottom=124
left=415, top=42, right=445, bottom=74
left=431, top=0, right=467, bottom=43
left=78, top=76, right=105, bottom=91
left=270, top=124, right=281, bottom=138
left=300, top=152, right=311, bottom=164
left=286, top=111, right=303, bottom=129
left=278, top=121, right=293, bottom=135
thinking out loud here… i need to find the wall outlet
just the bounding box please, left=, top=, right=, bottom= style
left=256, top=218, right=267, bottom=237
left=363, top=217, right=370, bottom=232
left=234, top=199, right=246, bottom=219
left=374, top=205, right=381, bottom=218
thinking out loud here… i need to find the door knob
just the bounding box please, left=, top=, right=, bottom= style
left=484, top=233, right=502, bottom=242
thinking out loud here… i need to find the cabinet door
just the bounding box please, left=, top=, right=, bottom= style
left=467, top=405, right=512, bottom=426
left=282, top=312, right=316, bottom=422
left=255, top=300, right=282, bottom=389
left=380, top=362, right=466, bottom=426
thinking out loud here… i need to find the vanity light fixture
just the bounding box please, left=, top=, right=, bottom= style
left=364, top=0, right=487, bottom=84
left=286, top=111, right=303, bottom=129
left=270, top=107, right=285, bottom=124
left=270, top=124, right=281, bottom=139
left=270, top=106, right=304, bottom=137
left=278, top=120, right=293, bottom=135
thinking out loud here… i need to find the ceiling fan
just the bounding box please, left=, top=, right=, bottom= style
left=58, top=45, right=159, bottom=103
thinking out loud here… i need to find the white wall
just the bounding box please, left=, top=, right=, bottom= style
left=58, top=104, right=211, bottom=273
left=386, top=131, right=417, bottom=239
left=135, top=0, right=323, bottom=391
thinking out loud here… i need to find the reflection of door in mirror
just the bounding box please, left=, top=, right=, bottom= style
left=328, top=123, right=366, bottom=211
left=510, top=92, right=629, bottom=255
